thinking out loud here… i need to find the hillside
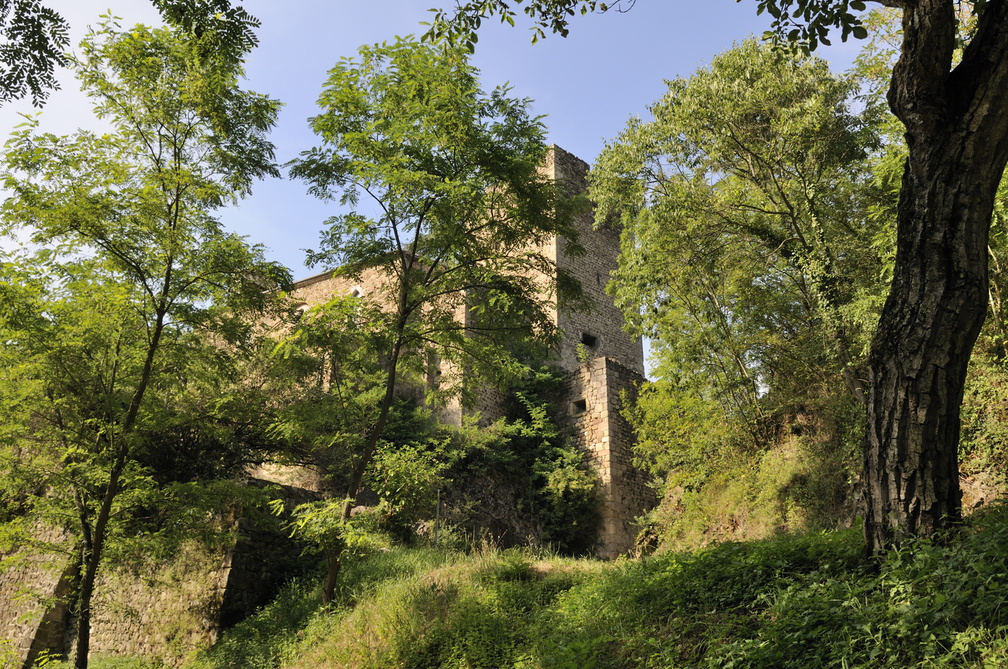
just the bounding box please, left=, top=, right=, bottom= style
left=165, top=502, right=1008, bottom=669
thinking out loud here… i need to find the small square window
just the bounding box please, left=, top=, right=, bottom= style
left=572, top=399, right=587, bottom=414
left=581, top=332, right=598, bottom=348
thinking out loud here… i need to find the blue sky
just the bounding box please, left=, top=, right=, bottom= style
left=3, top=1, right=863, bottom=276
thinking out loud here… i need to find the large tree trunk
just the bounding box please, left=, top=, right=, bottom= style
left=863, top=0, right=1008, bottom=553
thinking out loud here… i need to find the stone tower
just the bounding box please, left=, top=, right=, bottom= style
left=539, top=146, right=652, bottom=558
left=285, top=146, right=653, bottom=558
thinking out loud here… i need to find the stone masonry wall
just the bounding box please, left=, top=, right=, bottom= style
left=563, top=357, right=653, bottom=558
left=0, top=524, right=74, bottom=668
left=544, top=147, right=645, bottom=376
left=1, top=483, right=314, bottom=668
left=545, top=146, right=651, bottom=557
left=279, top=146, right=654, bottom=559
left=82, top=537, right=232, bottom=666
left=289, top=266, right=393, bottom=310
left=286, top=266, right=430, bottom=411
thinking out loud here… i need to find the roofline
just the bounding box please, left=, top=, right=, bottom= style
left=291, top=269, right=337, bottom=289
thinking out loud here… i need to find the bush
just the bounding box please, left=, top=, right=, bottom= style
left=436, top=367, right=601, bottom=556
left=961, top=352, right=1008, bottom=481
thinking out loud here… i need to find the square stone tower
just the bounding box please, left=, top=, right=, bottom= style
left=541, top=147, right=645, bottom=377
left=540, top=146, right=652, bottom=558
left=466, top=146, right=652, bottom=557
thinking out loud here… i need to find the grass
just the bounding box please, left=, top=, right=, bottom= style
left=182, top=502, right=1008, bottom=669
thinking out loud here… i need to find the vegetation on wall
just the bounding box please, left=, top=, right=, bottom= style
left=436, top=368, right=601, bottom=556
left=272, top=366, right=601, bottom=559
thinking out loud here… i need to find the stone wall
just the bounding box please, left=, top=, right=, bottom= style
left=82, top=536, right=233, bottom=666
left=1, top=482, right=315, bottom=668
left=544, top=147, right=645, bottom=376
left=277, top=146, right=655, bottom=559
left=544, top=147, right=651, bottom=557
left=216, top=483, right=318, bottom=629
left=563, top=357, right=654, bottom=558
left=0, top=524, right=74, bottom=668
left=289, top=266, right=393, bottom=310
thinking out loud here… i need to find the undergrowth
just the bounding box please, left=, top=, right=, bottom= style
left=185, top=501, right=1008, bottom=669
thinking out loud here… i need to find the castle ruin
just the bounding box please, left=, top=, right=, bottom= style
left=0, top=148, right=654, bottom=668
left=287, top=146, right=653, bottom=557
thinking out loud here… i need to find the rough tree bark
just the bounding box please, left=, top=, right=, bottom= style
left=863, top=0, right=1008, bottom=553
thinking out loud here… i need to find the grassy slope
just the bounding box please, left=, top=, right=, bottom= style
left=183, top=501, right=1008, bottom=669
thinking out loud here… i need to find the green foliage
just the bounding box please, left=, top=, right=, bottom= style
left=425, top=0, right=873, bottom=52
left=1, top=638, right=18, bottom=669
left=437, top=369, right=600, bottom=556
left=189, top=505, right=1008, bottom=669
left=629, top=380, right=862, bottom=549
left=747, top=0, right=869, bottom=50
left=265, top=295, right=391, bottom=491
left=0, top=0, right=260, bottom=106
left=40, top=657, right=164, bottom=669
left=185, top=577, right=322, bottom=669
left=368, top=441, right=447, bottom=533
left=627, top=377, right=741, bottom=494
left=286, top=36, right=584, bottom=600
left=425, top=0, right=627, bottom=49
left=0, top=16, right=283, bottom=666
left=960, top=170, right=1008, bottom=483
left=0, top=0, right=69, bottom=105
left=593, top=39, right=884, bottom=412
left=980, top=169, right=1008, bottom=359
left=232, top=547, right=590, bottom=669
left=542, top=507, right=1008, bottom=668
left=960, top=352, right=1008, bottom=482
left=150, top=0, right=261, bottom=66
left=283, top=33, right=581, bottom=443
left=187, top=547, right=462, bottom=669
left=268, top=363, right=599, bottom=557
left=281, top=497, right=391, bottom=560
left=590, top=39, right=885, bottom=546
left=529, top=529, right=864, bottom=668
left=708, top=506, right=1008, bottom=669
left=290, top=36, right=580, bottom=399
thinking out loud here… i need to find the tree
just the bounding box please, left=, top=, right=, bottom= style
left=0, top=0, right=258, bottom=105
left=0, top=0, right=68, bottom=104
left=591, top=39, right=885, bottom=417
left=0, top=17, right=284, bottom=668
left=589, top=39, right=889, bottom=542
left=289, top=36, right=580, bottom=602
left=427, top=0, right=868, bottom=51
left=432, top=0, right=1008, bottom=554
